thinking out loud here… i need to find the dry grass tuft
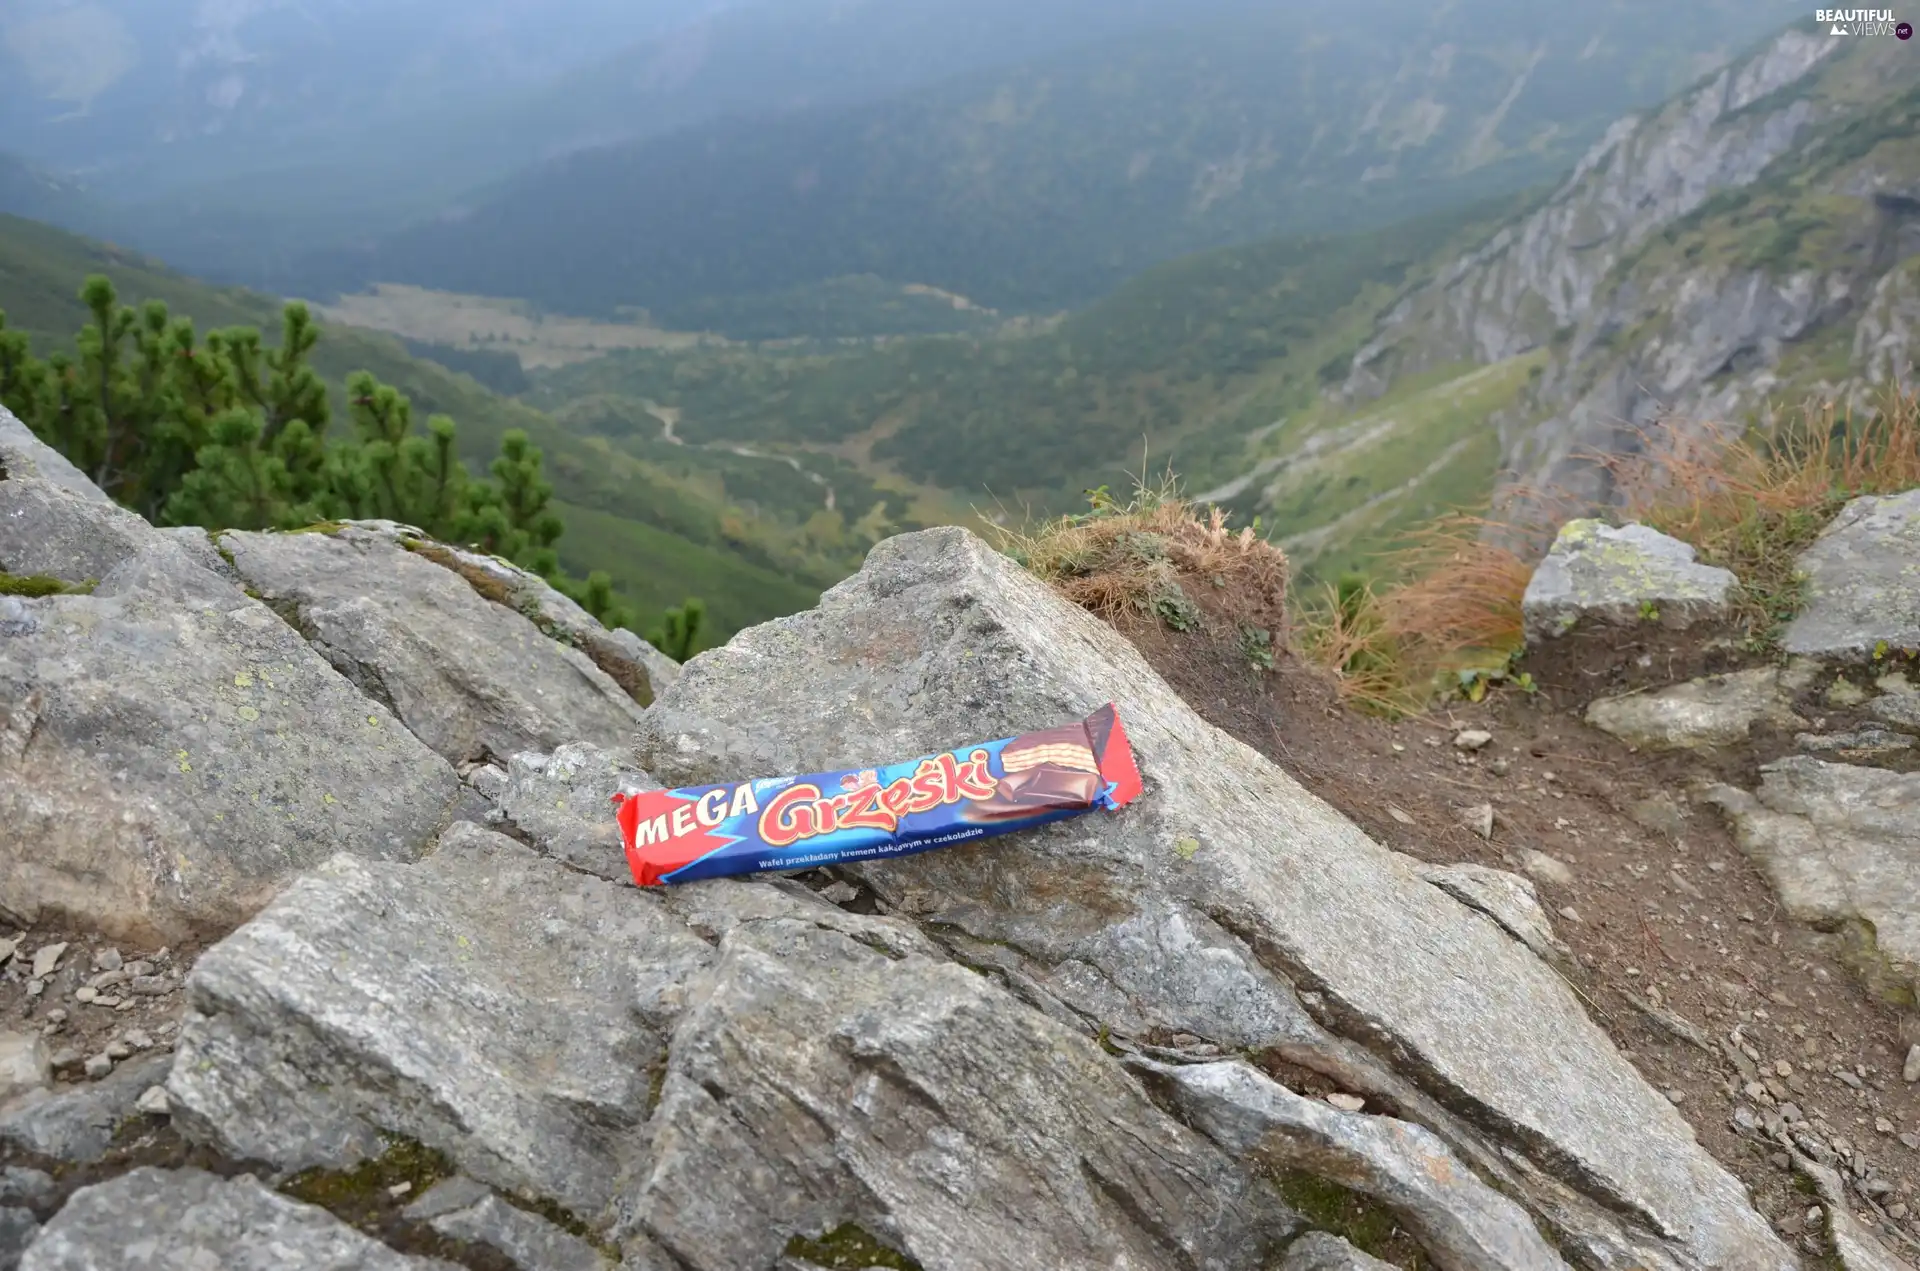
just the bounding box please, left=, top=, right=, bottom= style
left=1603, top=385, right=1920, bottom=645
left=993, top=471, right=1291, bottom=664
left=1296, top=385, right=1920, bottom=709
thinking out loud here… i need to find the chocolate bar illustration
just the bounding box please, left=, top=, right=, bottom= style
left=614, top=704, right=1143, bottom=885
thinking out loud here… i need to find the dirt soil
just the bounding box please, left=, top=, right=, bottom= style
left=0, top=932, right=195, bottom=1090
left=1125, top=611, right=1920, bottom=1269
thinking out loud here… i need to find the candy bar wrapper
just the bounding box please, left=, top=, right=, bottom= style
left=614, top=704, right=1143, bottom=886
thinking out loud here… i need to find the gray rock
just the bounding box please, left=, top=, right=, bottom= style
left=619, top=909, right=1293, bottom=1271
left=613, top=629, right=681, bottom=695
left=1782, top=490, right=1920, bottom=663
left=0, top=407, right=114, bottom=506
left=1869, top=691, right=1920, bottom=733
left=0, top=1208, right=37, bottom=1271
left=1792, top=1155, right=1912, bottom=1271
left=0, top=476, right=155, bottom=587
left=0, top=1035, right=50, bottom=1108
left=0, top=536, right=461, bottom=941
left=497, top=743, right=655, bottom=880
left=406, top=1178, right=612, bottom=1270
left=154, top=526, right=243, bottom=586
left=417, top=536, right=669, bottom=704
left=0, top=1054, right=170, bottom=1164
left=167, top=822, right=715, bottom=1225
left=1796, top=727, right=1916, bottom=760
left=466, top=763, right=509, bottom=802
left=216, top=525, right=644, bottom=768
left=1586, top=667, right=1803, bottom=750
left=1708, top=757, right=1920, bottom=1004
left=1131, top=1058, right=1568, bottom=1271
left=321, top=524, right=659, bottom=706
left=0, top=1168, right=53, bottom=1209
left=1280, top=1232, right=1399, bottom=1270
left=1522, top=520, right=1736, bottom=644
left=1413, top=861, right=1572, bottom=968
left=634, top=526, right=1792, bottom=1270
left=16, top=1167, right=453, bottom=1270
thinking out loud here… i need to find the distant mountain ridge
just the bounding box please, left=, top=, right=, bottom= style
left=304, top=0, right=1804, bottom=333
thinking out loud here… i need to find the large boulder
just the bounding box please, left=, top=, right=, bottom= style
left=1584, top=667, right=1805, bottom=750
left=167, top=823, right=714, bottom=1222
left=1707, top=757, right=1920, bottom=1004
left=1522, top=520, right=1736, bottom=644
left=0, top=408, right=111, bottom=506
left=1, top=505, right=460, bottom=941
left=1782, top=489, right=1920, bottom=662
left=1129, top=1057, right=1567, bottom=1271
left=166, top=823, right=1297, bottom=1268
left=620, top=901, right=1292, bottom=1271
left=387, top=533, right=673, bottom=701
left=16, top=1167, right=455, bottom=1270
left=216, top=524, right=645, bottom=768
left=636, top=525, right=1792, bottom=1271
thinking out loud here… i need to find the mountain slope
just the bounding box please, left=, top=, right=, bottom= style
left=316, top=0, right=1803, bottom=333
left=0, top=213, right=852, bottom=639
left=525, top=194, right=1523, bottom=543
left=1309, top=23, right=1920, bottom=515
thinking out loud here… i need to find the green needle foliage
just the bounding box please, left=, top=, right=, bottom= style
left=1, top=274, right=705, bottom=642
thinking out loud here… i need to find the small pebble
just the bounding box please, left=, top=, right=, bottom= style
left=1558, top=906, right=1582, bottom=923
left=1325, top=1092, right=1366, bottom=1112
left=1891, top=1203, right=1910, bottom=1220
left=134, top=1085, right=171, bottom=1116
left=104, top=1040, right=131, bottom=1061
left=123, top=961, right=153, bottom=978
left=1453, top=729, right=1493, bottom=752
left=123, top=1029, right=153, bottom=1050
left=1776, top=1060, right=1794, bottom=1077
left=25, top=979, right=43, bottom=998
left=30, top=943, right=68, bottom=980
left=73, top=986, right=96, bottom=1004
left=82, top=1053, right=113, bottom=1080
left=92, top=948, right=122, bottom=973
left=1665, top=1089, right=1684, bottom=1104
left=130, top=975, right=170, bottom=996
left=1902, top=1044, right=1920, bottom=1084
left=48, top=1048, right=80, bottom=1071
left=43, top=1008, right=66, bottom=1025
left=387, top=1181, right=412, bottom=1198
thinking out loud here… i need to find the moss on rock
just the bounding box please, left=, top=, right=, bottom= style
left=784, top=1222, right=924, bottom=1270
left=0, top=571, right=92, bottom=597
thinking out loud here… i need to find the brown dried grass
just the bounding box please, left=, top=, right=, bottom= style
left=1297, top=385, right=1920, bottom=706
left=1601, top=386, right=1920, bottom=642
left=994, top=471, right=1291, bottom=656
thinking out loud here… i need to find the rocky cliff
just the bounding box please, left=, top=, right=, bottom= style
left=1235, top=23, right=1920, bottom=535
left=0, top=399, right=1821, bottom=1269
